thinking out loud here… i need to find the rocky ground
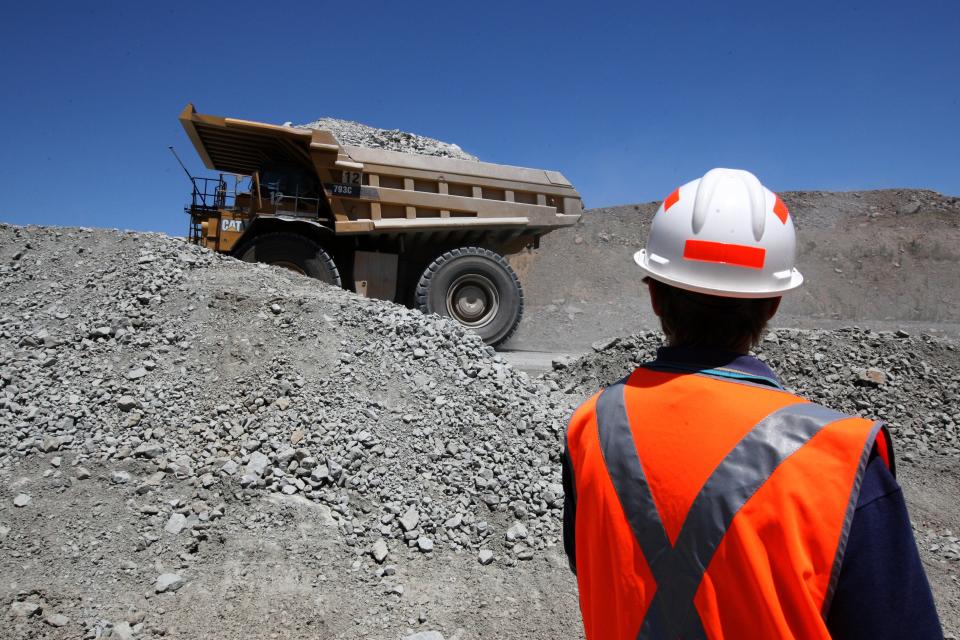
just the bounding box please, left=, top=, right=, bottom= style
left=0, top=225, right=578, bottom=639
left=1, top=208, right=958, bottom=638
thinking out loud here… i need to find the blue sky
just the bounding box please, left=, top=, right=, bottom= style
left=1, top=1, right=958, bottom=236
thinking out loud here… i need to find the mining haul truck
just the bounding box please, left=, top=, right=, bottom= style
left=178, top=104, right=582, bottom=345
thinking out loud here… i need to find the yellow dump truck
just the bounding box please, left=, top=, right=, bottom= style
left=178, top=104, right=582, bottom=345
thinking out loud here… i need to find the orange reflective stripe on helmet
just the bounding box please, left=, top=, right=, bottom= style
left=683, top=239, right=767, bottom=270
left=773, top=194, right=790, bottom=224
left=664, top=187, right=681, bottom=212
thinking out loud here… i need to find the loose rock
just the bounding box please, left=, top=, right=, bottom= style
left=370, top=539, right=389, bottom=563
left=399, top=507, right=420, bottom=532
left=116, top=396, right=140, bottom=412
left=155, top=573, right=186, bottom=593
left=404, top=632, right=445, bottom=640
left=10, top=601, right=41, bottom=617
left=112, top=621, right=134, bottom=640
left=45, top=613, right=70, bottom=627
left=165, top=512, right=187, bottom=535
left=245, top=452, right=270, bottom=477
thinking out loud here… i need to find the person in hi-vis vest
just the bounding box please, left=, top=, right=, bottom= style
left=562, top=169, right=941, bottom=639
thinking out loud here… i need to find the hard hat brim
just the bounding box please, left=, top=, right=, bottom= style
left=633, top=250, right=804, bottom=299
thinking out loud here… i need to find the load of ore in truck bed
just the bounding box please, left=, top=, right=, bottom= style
left=297, top=116, right=478, bottom=161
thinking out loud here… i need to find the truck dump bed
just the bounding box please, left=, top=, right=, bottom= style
left=180, top=104, right=582, bottom=238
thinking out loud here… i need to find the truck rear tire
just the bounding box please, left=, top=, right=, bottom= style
left=237, top=232, right=341, bottom=287
left=415, top=247, right=523, bottom=346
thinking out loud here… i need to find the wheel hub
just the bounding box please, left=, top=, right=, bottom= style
left=446, top=275, right=499, bottom=328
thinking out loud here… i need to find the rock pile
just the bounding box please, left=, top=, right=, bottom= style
left=548, top=327, right=960, bottom=457
left=1, top=222, right=958, bottom=637
left=3, top=224, right=956, bottom=560
left=297, top=117, right=477, bottom=161
left=0, top=223, right=566, bottom=570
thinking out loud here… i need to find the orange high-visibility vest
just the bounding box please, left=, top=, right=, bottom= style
left=565, top=366, right=889, bottom=640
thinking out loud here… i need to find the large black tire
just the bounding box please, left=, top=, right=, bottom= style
left=415, top=247, right=523, bottom=346
left=237, top=232, right=341, bottom=287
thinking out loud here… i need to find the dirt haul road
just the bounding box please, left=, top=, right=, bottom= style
left=0, top=210, right=957, bottom=639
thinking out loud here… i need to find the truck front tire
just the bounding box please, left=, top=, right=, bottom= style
left=237, top=232, right=341, bottom=287
left=415, top=247, right=523, bottom=346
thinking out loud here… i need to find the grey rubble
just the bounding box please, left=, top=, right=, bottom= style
left=296, top=117, right=478, bottom=162
left=0, top=223, right=567, bottom=561
left=549, top=328, right=960, bottom=459
left=0, top=221, right=957, bottom=637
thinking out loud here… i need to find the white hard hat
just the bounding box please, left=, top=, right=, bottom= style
left=634, top=168, right=803, bottom=298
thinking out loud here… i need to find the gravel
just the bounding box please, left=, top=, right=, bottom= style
left=0, top=221, right=955, bottom=638
left=547, top=328, right=960, bottom=459
left=296, top=117, right=477, bottom=161
left=0, top=222, right=576, bottom=637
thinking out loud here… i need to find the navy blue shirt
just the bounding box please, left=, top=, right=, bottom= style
left=562, top=346, right=942, bottom=639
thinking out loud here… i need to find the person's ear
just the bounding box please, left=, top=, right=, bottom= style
left=647, top=280, right=662, bottom=317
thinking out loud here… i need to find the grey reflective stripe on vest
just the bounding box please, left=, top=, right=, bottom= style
left=596, top=379, right=852, bottom=639
left=822, top=419, right=885, bottom=618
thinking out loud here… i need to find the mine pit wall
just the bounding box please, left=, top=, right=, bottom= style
left=506, top=189, right=960, bottom=351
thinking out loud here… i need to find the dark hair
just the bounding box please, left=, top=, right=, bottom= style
left=646, top=278, right=778, bottom=352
